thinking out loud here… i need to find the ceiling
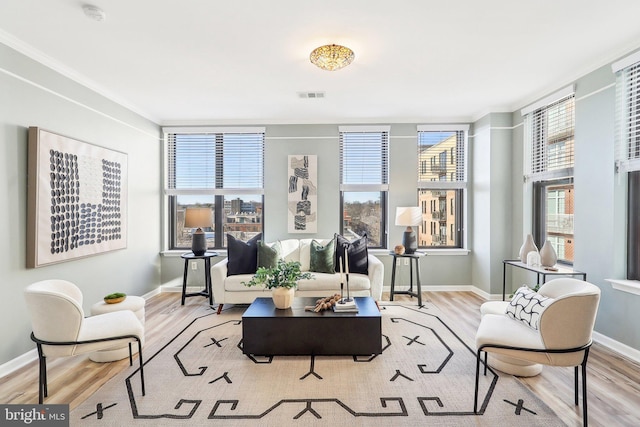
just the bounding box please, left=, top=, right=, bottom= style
left=2, top=0, right=640, bottom=125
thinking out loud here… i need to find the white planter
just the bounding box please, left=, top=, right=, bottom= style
left=271, top=287, right=295, bottom=309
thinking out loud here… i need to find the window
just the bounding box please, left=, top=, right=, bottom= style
left=613, top=53, right=640, bottom=279
left=164, top=127, right=265, bottom=250
left=522, top=87, right=575, bottom=263
left=417, top=125, right=468, bottom=248
left=339, top=126, right=389, bottom=248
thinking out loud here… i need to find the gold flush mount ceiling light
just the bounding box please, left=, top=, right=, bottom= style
left=309, top=44, right=355, bottom=71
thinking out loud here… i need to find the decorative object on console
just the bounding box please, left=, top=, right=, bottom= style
left=242, top=259, right=314, bottom=309
left=395, top=207, right=422, bottom=254
left=227, top=233, right=261, bottom=275
left=184, top=207, right=212, bottom=256
left=309, top=44, right=355, bottom=71
left=518, top=234, right=538, bottom=263
left=288, top=155, right=318, bottom=233
left=394, top=244, right=405, bottom=255
left=526, top=250, right=541, bottom=267
left=27, top=127, right=128, bottom=268
left=539, top=239, right=558, bottom=267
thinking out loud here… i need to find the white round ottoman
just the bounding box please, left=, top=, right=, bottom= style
left=478, top=301, right=543, bottom=377
left=89, top=296, right=145, bottom=362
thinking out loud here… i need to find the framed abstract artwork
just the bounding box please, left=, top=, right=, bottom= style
left=287, top=155, right=317, bottom=233
left=27, top=127, right=128, bottom=268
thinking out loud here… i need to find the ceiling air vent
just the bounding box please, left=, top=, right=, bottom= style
left=298, top=92, right=325, bottom=99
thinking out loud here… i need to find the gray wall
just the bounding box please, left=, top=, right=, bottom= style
left=161, top=123, right=474, bottom=289
left=0, top=43, right=162, bottom=365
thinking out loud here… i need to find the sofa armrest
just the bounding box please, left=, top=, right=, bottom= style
left=211, top=258, right=229, bottom=304
left=367, top=254, right=384, bottom=301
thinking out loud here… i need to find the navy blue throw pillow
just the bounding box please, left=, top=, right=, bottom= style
left=227, top=233, right=262, bottom=276
left=334, top=233, right=368, bottom=275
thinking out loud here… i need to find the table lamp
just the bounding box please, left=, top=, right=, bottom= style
left=184, top=207, right=212, bottom=256
left=395, top=206, right=422, bottom=254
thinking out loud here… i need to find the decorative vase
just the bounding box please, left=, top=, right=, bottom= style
left=272, top=287, right=295, bottom=309
left=540, top=240, right=558, bottom=267
left=519, top=234, right=538, bottom=263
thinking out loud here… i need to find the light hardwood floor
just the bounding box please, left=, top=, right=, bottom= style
left=1, top=291, right=639, bottom=426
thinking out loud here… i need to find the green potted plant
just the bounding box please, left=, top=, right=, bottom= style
left=104, top=292, right=126, bottom=304
left=243, top=259, right=313, bottom=309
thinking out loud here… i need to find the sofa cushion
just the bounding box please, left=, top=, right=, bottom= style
left=227, top=233, right=261, bottom=276
left=296, top=273, right=371, bottom=292
left=335, top=233, right=368, bottom=275
left=257, top=240, right=281, bottom=269
left=299, top=238, right=332, bottom=271
left=226, top=274, right=265, bottom=291
left=310, top=239, right=335, bottom=273
left=280, top=239, right=302, bottom=263
left=505, top=285, right=554, bottom=330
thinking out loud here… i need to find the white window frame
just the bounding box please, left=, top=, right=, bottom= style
left=521, top=88, right=575, bottom=263
left=163, top=126, right=265, bottom=250
left=416, top=124, right=469, bottom=249
left=339, top=125, right=389, bottom=248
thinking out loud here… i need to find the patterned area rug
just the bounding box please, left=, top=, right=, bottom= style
left=71, top=302, right=565, bottom=426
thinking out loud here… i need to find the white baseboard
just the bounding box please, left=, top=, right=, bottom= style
left=592, top=331, right=640, bottom=364
left=0, top=348, right=37, bottom=379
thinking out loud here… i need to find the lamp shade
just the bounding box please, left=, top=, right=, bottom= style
left=184, top=208, right=213, bottom=229
left=395, top=207, right=422, bottom=227
left=184, top=208, right=212, bottom=256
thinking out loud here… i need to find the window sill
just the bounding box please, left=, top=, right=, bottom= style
left=161, top=250, right=228, bottom=257
left=605, top=279, right=640, bottom=296
left=370, top=248, right=470, bottom=256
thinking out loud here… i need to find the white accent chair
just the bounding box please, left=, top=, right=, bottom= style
left=474, top=278, right=600, bottom=426
left=24, top=279, right=146, bottom=404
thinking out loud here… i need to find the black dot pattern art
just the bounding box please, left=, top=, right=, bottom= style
left=48, top=150, right=123, bottom=256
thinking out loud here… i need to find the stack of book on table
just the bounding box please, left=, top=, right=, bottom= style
left=333, top=299, right=358, bottom=313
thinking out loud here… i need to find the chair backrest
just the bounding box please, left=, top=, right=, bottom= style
left=537, top=278, right=601, bottom=364
left=24, top=280, right=85, bottom=356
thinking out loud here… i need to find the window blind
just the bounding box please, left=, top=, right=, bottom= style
left=615, top=60, right=640, bottom=172
left=165, top=130, right=264, bottom=195
left=339, top=127, right=389, bottom=191
left=523, top=93, right=575, bottom=181
left=417, top=128, right=466, bottom=189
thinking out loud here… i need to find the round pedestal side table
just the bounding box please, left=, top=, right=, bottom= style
left=89, top=295, right=145, bottom=362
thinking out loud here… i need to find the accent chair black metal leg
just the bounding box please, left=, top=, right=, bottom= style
left=138, top=339, right=145, bottom=396
left=483, top=351, right=488, bottom=376
left=582, top=358, right=589, bottom=427
left=129, top=342, right=133, bottom=366
left=36, top=343, right=46, bottom=404
left=574, top=365, right=579, bottom=405
left=474, top=349, right=481, bottom=413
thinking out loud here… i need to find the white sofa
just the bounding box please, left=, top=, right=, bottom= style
left=211, top=238, right=384, bottom=313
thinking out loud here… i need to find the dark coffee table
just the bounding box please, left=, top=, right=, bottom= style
left=242, top=296, right=382, bottom=356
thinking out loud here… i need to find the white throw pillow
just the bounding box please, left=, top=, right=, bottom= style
left=505, top=286, right=553, bottom=330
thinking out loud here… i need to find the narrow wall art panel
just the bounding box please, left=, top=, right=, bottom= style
left=287, top=155, right=317, bottom=233
left=27, top=127, right=128, bottom=268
